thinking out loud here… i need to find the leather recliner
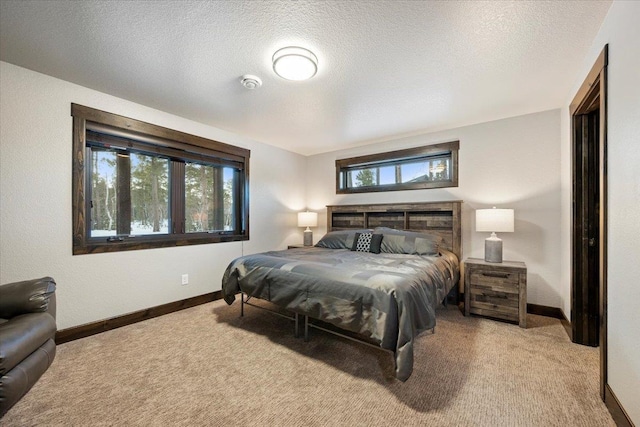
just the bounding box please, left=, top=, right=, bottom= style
left=0, top=277, right=57, bottom=418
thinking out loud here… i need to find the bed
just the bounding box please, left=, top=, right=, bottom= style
left=221, top=201, right=462, bottom=381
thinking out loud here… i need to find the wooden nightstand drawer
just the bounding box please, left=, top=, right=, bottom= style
left=469, top=270, right=520, bottom=289
left=469, top=287, right=519, bottom=307
left=469, top=286, right=519, bottom=321
left=464, top=258, right=527, bottom=328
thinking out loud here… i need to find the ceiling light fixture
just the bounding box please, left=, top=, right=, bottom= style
left=240, top=75, right=262, bottom=89
left=272, top=47, right=318, bottom=81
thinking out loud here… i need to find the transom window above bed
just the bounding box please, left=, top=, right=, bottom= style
left=335, top=140, right=459, bottom=193
left=72, top=104, right=250, bottom=254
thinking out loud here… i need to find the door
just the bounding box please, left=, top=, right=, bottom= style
left=572, top=107, right=600, bottom=347
left=570, top=45, right=607, bottom=399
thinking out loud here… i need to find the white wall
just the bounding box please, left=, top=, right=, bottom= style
left=307, top=110, right=562, bottom=308
left=0, top=62, right=308, bottom=330
left=560, top=1, right=640, bottom=422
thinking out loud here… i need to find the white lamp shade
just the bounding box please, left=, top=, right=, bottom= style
left=476, top=208, right=514, bottom=233
left=297, top=211, right=318, bottom=228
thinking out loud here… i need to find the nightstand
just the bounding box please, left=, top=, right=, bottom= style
left=464, top=258, right=527, bottom=328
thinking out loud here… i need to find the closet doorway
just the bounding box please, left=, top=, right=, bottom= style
left=570, top=45, right=607, bottom=398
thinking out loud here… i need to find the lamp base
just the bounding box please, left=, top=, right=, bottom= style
left=303, top=229, right=313, bottom=246
left=484, top=233, right=503, bottom=263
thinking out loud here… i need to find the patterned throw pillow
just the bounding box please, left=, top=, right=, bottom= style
left=350, top=232, right=383, bottom=254
left=355, top=232, right=372, bottom=252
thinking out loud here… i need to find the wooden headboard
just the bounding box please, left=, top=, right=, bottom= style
left=326, top=201, right=462, bottom=259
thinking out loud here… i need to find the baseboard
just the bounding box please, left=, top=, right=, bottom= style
left=560, top=312, right=572, bottom=340
left=526, top=303, right=572, bottom=339
left=57, top=297, right=575, bottom=345
left=605, top=384, right=635, bottom=427
left=526, top=303, right=563, bottom=319
left=55, top=291, right=222, bottom=344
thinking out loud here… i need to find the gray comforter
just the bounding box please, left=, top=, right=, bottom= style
left=221, top=247, right=459, bottom=381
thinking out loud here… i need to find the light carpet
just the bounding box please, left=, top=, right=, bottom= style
left=2, top=300, right=614, bottom=426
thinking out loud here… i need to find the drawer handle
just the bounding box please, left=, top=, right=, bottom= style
left=481, top=272, right=509, bottom=279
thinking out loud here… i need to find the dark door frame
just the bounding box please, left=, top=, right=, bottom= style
left=570, top=44, right=608, bottom=399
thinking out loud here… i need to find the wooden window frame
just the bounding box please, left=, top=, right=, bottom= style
left=335, top=140, right=459, bottom=194
left=72, top=104, right=250, bottom=254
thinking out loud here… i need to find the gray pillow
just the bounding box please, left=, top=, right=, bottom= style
left=315, top=229, right=372, bottom=249
left=373, top=227, right=443, bottom=255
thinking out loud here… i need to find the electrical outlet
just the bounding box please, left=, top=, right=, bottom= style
left=181, top=274, right=189, bottom=285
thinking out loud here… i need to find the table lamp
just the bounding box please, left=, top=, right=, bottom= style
left=298, top=211, right=318, bottom=246
left=476, top=207, right=514, bottom=263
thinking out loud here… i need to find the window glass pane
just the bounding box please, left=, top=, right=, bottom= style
left=185, top=163, right=236, bottom=233
left=90, top=149, right=117, bottom=236
left=90, top=149, right=169, bottom=237
left=130, top=153, right=169, bottom=235
left=400, top=162, right=427, bottom=183
left=378, top=165, right=397, bottom=185
left=402, top=157, right=450, bottom=183
left=428, top=157, right=451, bottom=182
left=223, top=167, right=237, bottom=231
left=348, top=168, right=378, bottom=188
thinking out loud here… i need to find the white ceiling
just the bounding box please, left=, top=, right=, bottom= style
left=0, top=1, right=611, bottom=155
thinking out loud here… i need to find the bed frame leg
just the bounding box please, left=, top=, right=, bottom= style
left=443, top=284, right=460, bottom=307
left=304, top=315, right=309, bottom=342
left=432, top=327, right=435, bottom=334
left=240, top=291, right=244, bottom=317
left=294, top=313, right=299, bottom=338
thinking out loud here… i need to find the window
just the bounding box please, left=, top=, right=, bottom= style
left=336, top=141, right=459, bottom=193
left=72, top=104, right=250, bottom=254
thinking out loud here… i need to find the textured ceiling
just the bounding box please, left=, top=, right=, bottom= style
left=0, top=1, right=611, bottom=155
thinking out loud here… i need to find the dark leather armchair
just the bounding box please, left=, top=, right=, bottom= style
left=0, top=277, right=57, bottom=418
